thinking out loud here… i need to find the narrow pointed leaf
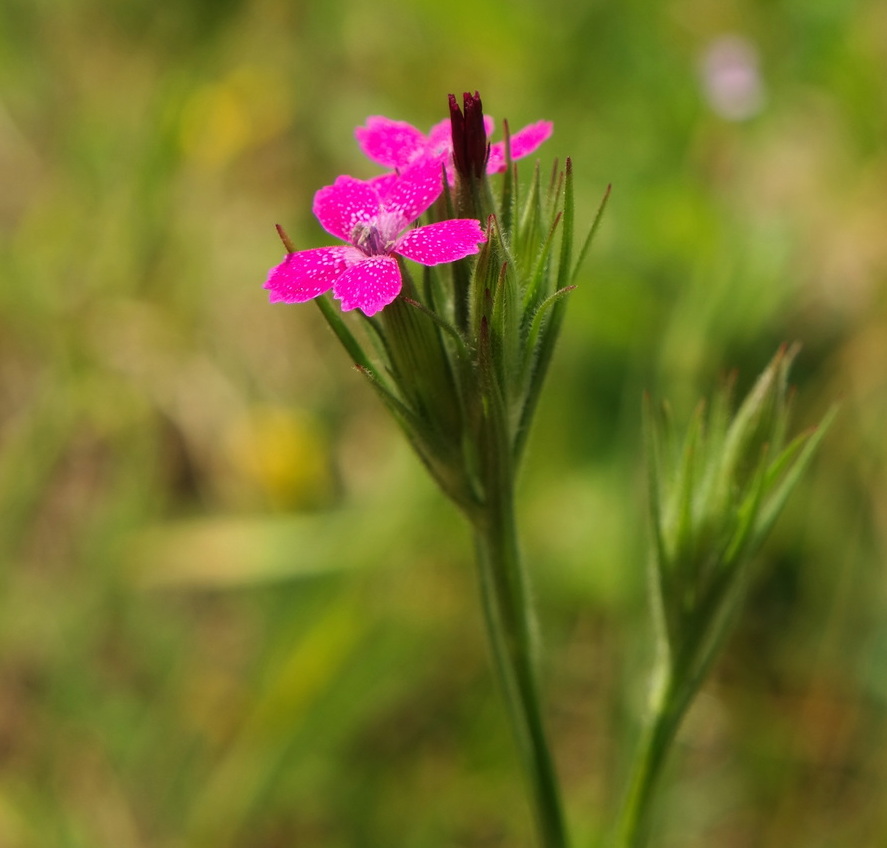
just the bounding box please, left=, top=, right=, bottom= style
left=555, top=158, right=574, bottom=293
left=521, top=284, right=576, bottom=380
left=751, top=407, right=838, bottom=551
left=499, top=120, right=515, bottom=233
left=723, top=445, right=771, bottom=566
left=672, top=405, right=704, bottom=582
left=401, top=296, right=471, bottom=359
left=570, top=183, right=611, bottom=285
left=357, top=366, right=477, bottom=513
left=512, top=288, right=571, bottom=463
left=314, top=295, right=374, bottom=372
left=643, top=394, right=680, bottom=649
left=522, top=211, right=562, bottom=315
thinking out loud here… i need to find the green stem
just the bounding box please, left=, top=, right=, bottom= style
left=472, top=480, right=568, bottom=848
left=613, top=670, right=682, bottom=848
left=614, top=640, right=706, bottom=848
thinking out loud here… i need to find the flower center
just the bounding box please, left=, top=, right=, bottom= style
left=352, top=222, right=387, bottom=255
left=351, top=211, right=403, bottom=256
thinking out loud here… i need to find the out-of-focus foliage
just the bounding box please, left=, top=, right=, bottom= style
left=0, top=0, right=885, bottom=845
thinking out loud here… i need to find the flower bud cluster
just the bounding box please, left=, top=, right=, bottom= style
left=644, top=346, right=835, bottom=681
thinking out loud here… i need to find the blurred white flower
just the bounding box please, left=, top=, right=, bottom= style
left=699, top=34, right=766, bottom=121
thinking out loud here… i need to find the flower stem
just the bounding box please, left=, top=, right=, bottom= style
left=613, top=671, right=682, bottom=848
left=471, top=477, right=568, bottom=848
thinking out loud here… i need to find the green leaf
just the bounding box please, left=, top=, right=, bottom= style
left=516, top=162, right=544, bottom=271
left=522, top=210, right=562, bottom=315
left=313, top=295, right=374, bottom=372
left=720, top=345, right=798, bottom=485
left=555, top=158, right=574, bottom=294
left=752, top=406, right=838, bottom=552
left=571, top=183, right=612, bottom=286
left=643, top=394, right=680, bottom=649
left=476, top=314, right=513, bottom=496
left=512, top=286, right=573, bottom=464
left=520, top=285, right=576, bottom=383
left=499, top=120, right=516, bottom=234
left=401, top=295, right=470, bottom=360
left=672, top=403, right=703, bottom=588
left=722, top=443, right=771, bottom=568
left=356, top=365, right=478, bottom=514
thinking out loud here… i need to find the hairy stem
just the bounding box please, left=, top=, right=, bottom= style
left=472, top=474, right=568, bottom=848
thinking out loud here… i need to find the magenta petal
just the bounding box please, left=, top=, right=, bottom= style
left=333, top=255, right=402, bottom=315
left=369, top=172, right=400, bottom=195
left=264, top=246, right=357, bottom=304
left=441, top=159, right=456, bottom=186
left=355, top=117, right=427, bottom=168
left=509, top=120, right=553, bottom=157
left=426, top=119, right=454, bottom=158
left=487, top=120, right=553, bottom=173
left=395, top=219, right=487, bottom=266
left=380, top=158, right=445, bottom=223
left=313, top=176, right=382, bottom=242
left=486, top=147, right=507, bottom=174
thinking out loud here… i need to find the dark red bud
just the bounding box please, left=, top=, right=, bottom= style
left=449, top=90, right=489, bottom=180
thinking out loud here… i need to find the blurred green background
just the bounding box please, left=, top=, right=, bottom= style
left=1, top=0, right=885, bottom=845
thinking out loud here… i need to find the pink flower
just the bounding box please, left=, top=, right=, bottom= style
left=355, top=113, right=553, bottom=182
left=265, top=160, right=487, bottom=316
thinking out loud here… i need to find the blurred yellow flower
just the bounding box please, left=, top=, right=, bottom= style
left=178, top=65, right=292, bottom=169
left=223, top=405, right=334, bottom=510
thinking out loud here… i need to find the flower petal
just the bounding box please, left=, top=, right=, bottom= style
left=264, top=246, right=358, bottom=303
left=313, top=176, right=382, bottom=242
left=395, top=219, right=487, bottom=266
left=355, top=117, right=427, bottom=168
left=368, top=171, right=406, bottom=202
left=509, top=120, right=553, bottom=157
left=426, top=118, right=454, bottom=158
left=379, top=158, right=445, bottom=224
left=333, top=255, right=402, bottom=315
left=487, top=120, right=553, bottom=173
